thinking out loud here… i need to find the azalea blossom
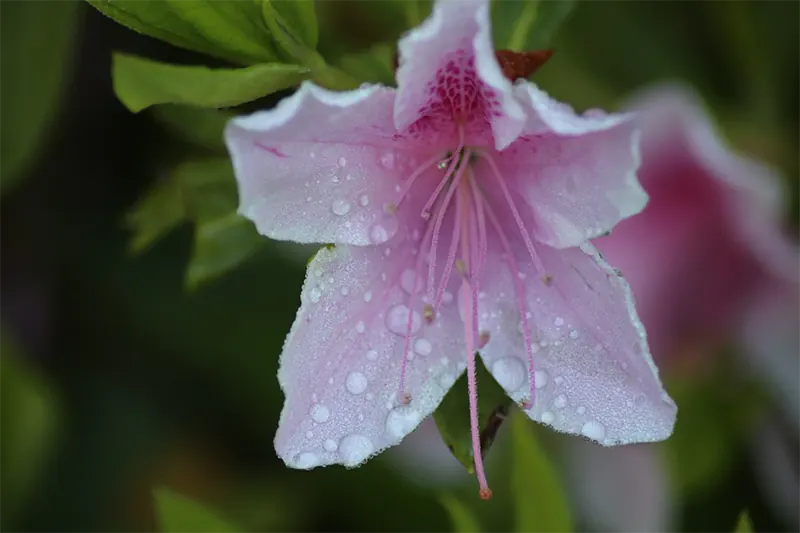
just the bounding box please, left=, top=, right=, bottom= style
left=225, top=0, right=676, bottom=497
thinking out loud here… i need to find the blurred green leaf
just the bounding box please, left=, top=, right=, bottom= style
left=439, top=494, right=481, bottom=533
left=113, top=53, right=308, bottom=112
left=403, top=0, right=432, bottom=27
left=433, top=356, right=512, bottom=472
left=153, top=105, right=232, bottom=153
left=734, top=510, right=753, bottom=533
left=338, top=43, right=396, bottom=86
left=261, top=0, right=318, bottom=65
left=492, top=0, right=576, bottom=51
left=154, top=487, right=243, bottom=533
left=1, top=0, right=80, bottom=191
left=0, top=336, right=60, bottom=530
left=269, top=0, right=318, bottom=50
left=126, top=158, right=262, bottom=288
left=165, top=0, right=281, bottom=63
left=510, top=412, right=572, bottom=533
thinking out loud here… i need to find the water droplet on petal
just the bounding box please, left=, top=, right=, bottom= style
left=385, top=406, right=422, bottom=440
left=569, top=329, right=580, bottom=339
left=323, top=439, right=338, bottom=452
left=386, top=305, right=421, bottom=336
left=346, top=372, right=368, bottom=395
left=413, top=338, right=432, bottom=356
left=577, top=406, right=586, bottom=415
left=554, top=317, right=565, bottom=327
left=310, top=404, right=330, bottom=423
left=554, top=394, right=567, bottom=408
left=366, top=349, right=378, bottom=361
left=379, top=152, right=395, bottom=169
left=400, top=269, right=421, bottom=294
left=370, top=225, right=389, bottom=244
left=309, top=288, right=322, bottom=303
left=338, top=157, right=347, bottom=167
left=541, top=411, right=555, bottom=424
left=332, top=199, right=351, bottom=216
left=363, top=291, right=373, bottom=302
left=359, top=194, right=369, bottom=207
left=439, top=373, right=455, bottom=389
left=338, top=434, right=373, bottom=466
left=355, top=320, right=365, bottom=333
left=293, top=452, right=319, bottom=469
left=534, top=370, right=549, bottom=389
left=581, top=420, right=606, bottom=440
left=491, top=357, right=526, bottom=392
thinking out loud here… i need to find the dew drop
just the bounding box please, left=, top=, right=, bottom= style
left=363, top=291, right=373, bottom=302
left=366, top=349, right=378, bottom=361
left=400, top=269, right=421, bottom=294
left=338, top=157, right=347, bottom=167
left=581, top=420, right=606, bottom=440
left=491, top=357, right=526, bottom=392
left=355, top=320, right=365, bottom=333
left=533, top=370, right=549, bottom=389
left=346, top=371, right=368, bottom=395
left=332, top=199, right=351, bottom=216
left=385, top=406, right=422, bottom=440
left=439, top=373, right=455, bottom=389
left=340, top=287, right=349, bottom=296
left=386, top=305, right=421, bottom=336
left=379, top=152, right=395, bottom=169
left=359, top=194, right=369, bottom=207
left=338, top=434, right=373, bottom=466
left=323, top=439, right=338, bottom=452
left=310, top=404, right=330, bottom=423
left=554, top=317, right=565, bottom=327
left=309, top=288, right=322, bottom=303
left=541, top=411, right=555, bottom=424
left=413, top=338, right=432, bottom=356
left=553, top=394, right=567, bottom=408
left=569, top=329, right=580, bottom=339
left=370, top=224, right=389, bottom=244
left=577, top=406, right=586, bottom=415
left=293, top=452, right=319, bottom=469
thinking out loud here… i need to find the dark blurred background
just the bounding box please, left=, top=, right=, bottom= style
left=1, top=1, right=797, bottom=532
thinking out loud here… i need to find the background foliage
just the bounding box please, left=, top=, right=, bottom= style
left=1, top=1, right=797, bottom=531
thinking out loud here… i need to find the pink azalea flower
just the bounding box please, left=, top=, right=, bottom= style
left=595, top=86, right=799, bottom=368
left=225, top=0, right=676, bottom=497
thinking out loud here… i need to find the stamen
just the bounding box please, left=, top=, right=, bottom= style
left=421, top=126, right=466, bottom=219
left=467, top=169, right=489, bottom=279
left=475, top=149, right=547, bottom=277
left=476, top=188, right=539, bottom=411
left=432, top=182, right=464, bottom=313
left=389, top=152, right=445, bottom=213
left=478, top=330, right=491, bottom=348
left=426, top=161, right=467, bottom=304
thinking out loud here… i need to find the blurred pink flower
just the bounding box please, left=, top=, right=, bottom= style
left=225, top=0, right=676, bottom=496
left=595, top=86, right=799, bottom=366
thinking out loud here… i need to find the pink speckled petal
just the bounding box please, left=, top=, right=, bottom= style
left=394, top=0, right=525, bottom=150
left=274, top=238, right=468, bottom=469
left=225, top=81, right=408, bottom=246
left=477, top=241, right=676, bottom=445
left=484, top=116, right=646, bottom=249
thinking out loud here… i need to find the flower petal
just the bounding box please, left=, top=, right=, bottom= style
left=394, top=0, right=525, bottom=150
left=274, top=239, right=467, bottom=469
left=225, top=81, right=408, bottom=246
left=477, top=242, right=676, bottom=445
left=494, top=98, right=646, bottom=248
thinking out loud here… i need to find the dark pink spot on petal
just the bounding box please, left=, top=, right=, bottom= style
left=254, top=141, right=287, bottom=158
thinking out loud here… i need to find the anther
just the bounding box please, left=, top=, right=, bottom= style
left=421, top=210, right=432, bottom=220
left=520, top=399, right=533, bottom=410
left=542, top=274, right=553, bottom=286
left=437, top=160, right=449, bottom=170
left=455, top=259, right=466, bottom=275
left=423, top=304, right=434, bottom=323
left=479, top=488, right=493, bottom=500
left=384, top=202, right=397, bottom=215
left=400, top=392, right=412, bottom=405
left=478, top=330, right=491, bottom=348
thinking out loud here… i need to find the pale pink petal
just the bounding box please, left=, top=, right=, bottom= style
left=274, top=239, right=468, bottom=469
left=493, top=94, right=646, bottom=248
left=556, top=438, right=673, bottom=532
left=394, top=0, right=525, bottom=149
left=477, top=242, right=676, bottom=444
left=225, top=81, right=408, bottom=246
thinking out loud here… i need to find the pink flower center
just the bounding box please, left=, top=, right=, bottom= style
left=393, top=126, right=548, bottom=499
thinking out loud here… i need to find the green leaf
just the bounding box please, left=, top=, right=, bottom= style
left=154, top=487, right=243, bottom=533
left=269, top=0, right=318, bottom=50
left=126, top=158, right=262, bottom=288
left=510, top=412, right=572, bottom=533
left=492, top=0, right=576, bottom=51
left=152, top=105, right=232, bottom=153
left=337, top=43, right=396, bottom=86
left=85, top=0, right=241, bottom=64
left=0, top=336, right=59, bottom=530
left=734, top=510, right=753, bottom=533
left=1, top=0, right=80, bottom=192
left=113, top=53, right=308, bottom=112
left=164, top=0, right=279, bottom=63
left=404, top=0, right=433, bottom=27
left=439, top=494, right=482, bottom=533
left=433, top=356, right=513, bottom=472
left=261, top=0, right=317, bottom=65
